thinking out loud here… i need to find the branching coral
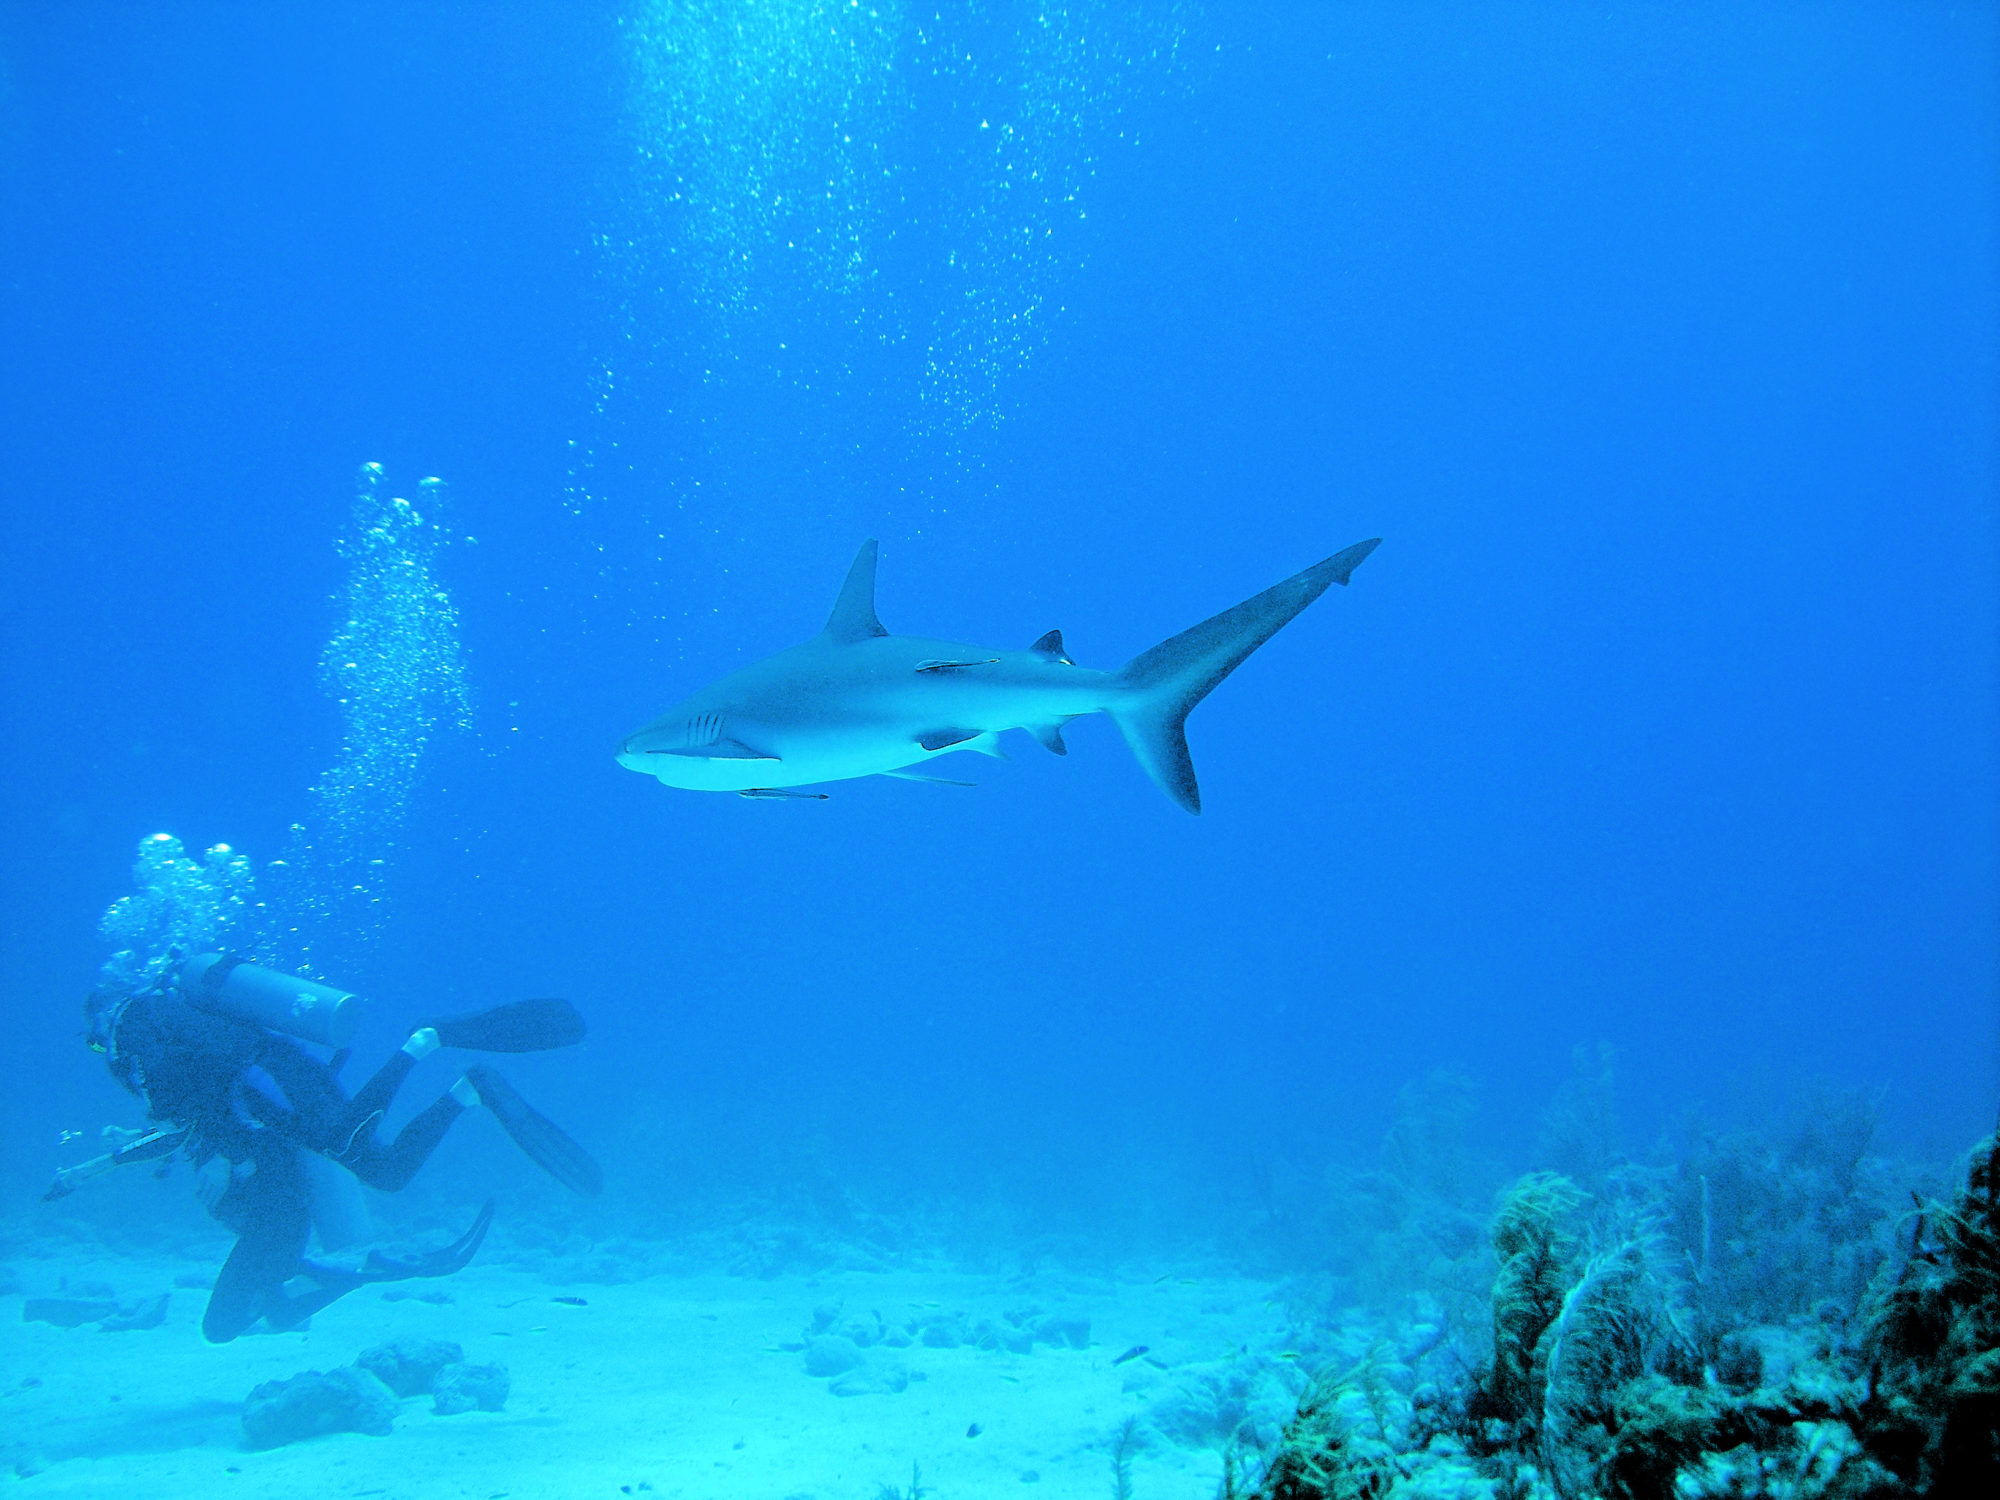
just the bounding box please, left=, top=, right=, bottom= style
left=1251, top=1349, right=1406, bottom=1500
left=1536, top=1044, right=1622, bottom=1194
left=1285, top=1071, right=1496, bottom=1315
left=1663, top=1089, right=1898, bottom=1337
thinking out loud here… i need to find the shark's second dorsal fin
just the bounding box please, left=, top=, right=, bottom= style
left=823, top=540, right=889, bottom=643
left=1030, top=629, right=1071, bottom=664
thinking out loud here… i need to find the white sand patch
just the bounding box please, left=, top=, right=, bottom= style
left=2, top=1249, right=1299, bottom=1499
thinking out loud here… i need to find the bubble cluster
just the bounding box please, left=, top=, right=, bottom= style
left=610, top=0, right=1193, bottom=448
left=98, top=833, right=258, bottom=989
left=622, top=1, right=898, bottom=330
left=268, top=463, right=471, bottom=966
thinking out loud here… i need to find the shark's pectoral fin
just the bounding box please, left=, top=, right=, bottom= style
left=882, top=770, right=977, bottom=787
left=654, top=737, right=780, bottom=762
left=916, top=729, right=1009, bottom=759
left=917, top=727, right=981, bottom=751
left=739, top=788, right=828, bottom=800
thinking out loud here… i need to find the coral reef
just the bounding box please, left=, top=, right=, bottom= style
left=1857, top=1132, right=2000, bottom=1493
left=1663, top=1088, right=1897, bottom=1336
left=1150, top=1350, right=1305, bottom=1453
left=1240, top=1110, right=1999, bottom=1500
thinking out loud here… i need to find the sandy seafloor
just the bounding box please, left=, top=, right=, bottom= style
left=1, top=1231, right=1341, bottom=1500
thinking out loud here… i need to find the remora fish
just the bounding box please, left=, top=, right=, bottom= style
left=616, top=536, right=1380, bottom=812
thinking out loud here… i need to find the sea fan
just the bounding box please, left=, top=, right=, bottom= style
left=1538, top=1242, right=1657, bottom=1497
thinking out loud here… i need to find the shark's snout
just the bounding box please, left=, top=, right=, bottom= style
left=617, top=721, right=685, bottom=775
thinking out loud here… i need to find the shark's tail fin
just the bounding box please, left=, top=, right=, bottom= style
left=1108, top=538, right=1380, bottom=813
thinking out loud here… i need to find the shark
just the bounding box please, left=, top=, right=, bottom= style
left=615, top=535, right=1381, bottom=812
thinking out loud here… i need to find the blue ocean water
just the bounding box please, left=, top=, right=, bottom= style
left=0, top=3, right=1995, bottom=1493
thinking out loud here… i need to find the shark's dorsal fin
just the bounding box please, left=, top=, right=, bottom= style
left=1029, top=629, right=1071, bottom=664
left=823, top=540, right=889, bottom=643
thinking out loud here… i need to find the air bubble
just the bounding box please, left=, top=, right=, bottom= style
left=99, top=832, right=259, bottom=989
left=260, top=463, right=471, bottom=970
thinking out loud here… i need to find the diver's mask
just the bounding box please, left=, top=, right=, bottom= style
left=83, top=981, right=136, bottom=1056
left=82, top=970, right=173, bottom=1095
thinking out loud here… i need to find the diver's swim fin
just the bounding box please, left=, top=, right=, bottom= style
left=343, top=1199, right=495, bottom=1286
left=465, top=1064, right=603, bottom=1198
left=422, top=998, right=586, bottom=1053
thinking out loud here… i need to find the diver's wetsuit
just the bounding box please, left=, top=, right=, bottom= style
left=107, top=991, right=467, bottom=1342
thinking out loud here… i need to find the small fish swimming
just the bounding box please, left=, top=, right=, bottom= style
left=1112, top=1344, right=1150, bottom=1366
left=617, top=537, right=1381, bottom=811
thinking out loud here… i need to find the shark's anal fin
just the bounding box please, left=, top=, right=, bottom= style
left=1029, top=629, right=1073, bottom=665
left=650, top=738, right=780, bottom=762
left=823, top=540, right=889, bottom=643
left=739, top=788, right=828, bottom=800
left=882, top=770, right=977, bottom=787
left=914, top=657, right=1000, bottom=673
left=917, top=727, right=981, bottom=751
left=1029, top=719, right=1074, bottom=756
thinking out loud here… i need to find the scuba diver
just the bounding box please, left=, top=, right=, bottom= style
left=71, top=954, right=602, bottom=1343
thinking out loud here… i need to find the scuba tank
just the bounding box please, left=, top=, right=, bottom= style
left=177, top=954, right=362, bottom=1049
